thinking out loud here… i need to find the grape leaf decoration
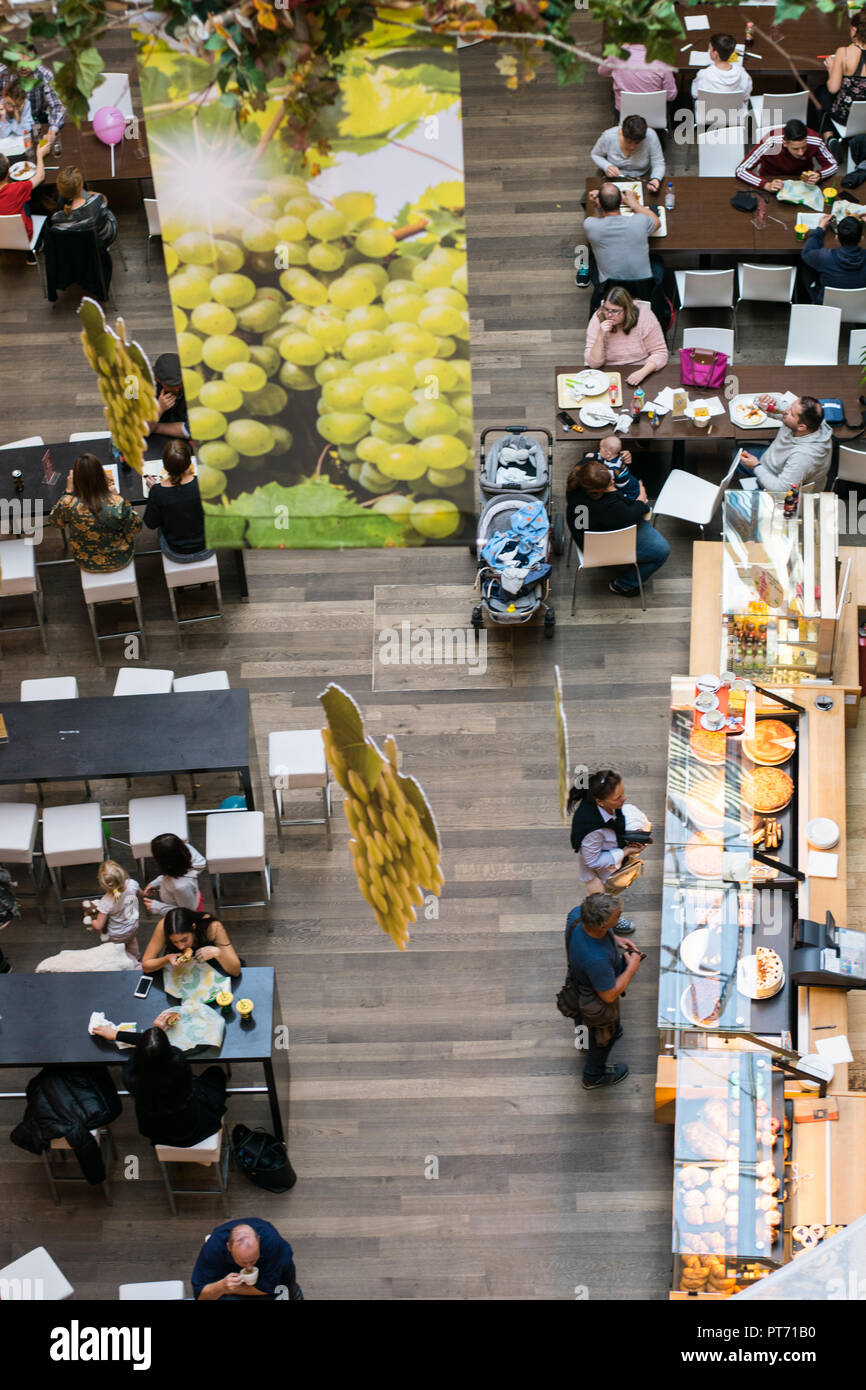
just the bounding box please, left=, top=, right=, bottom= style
left=203, top=476, right=414, bottom=549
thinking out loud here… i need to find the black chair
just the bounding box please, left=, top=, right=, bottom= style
left=42, top=222, right=113, bottom=304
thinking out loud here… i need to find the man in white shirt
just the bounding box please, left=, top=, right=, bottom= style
left=691, top=33, right=753, bottom=101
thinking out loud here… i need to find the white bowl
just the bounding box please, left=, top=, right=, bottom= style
left=806, top=817, right=839, bottom=850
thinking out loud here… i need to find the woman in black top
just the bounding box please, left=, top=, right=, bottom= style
left=50, top=165, right=117, bottom=246
left=93, top=1010, right=227, bottom=1148
left=565, top=457, right=669, bottom=596
left=143, top=438, right=213, bottom=563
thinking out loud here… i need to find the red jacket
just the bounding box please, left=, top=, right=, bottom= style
left=736, top=127, right=837, bottom=189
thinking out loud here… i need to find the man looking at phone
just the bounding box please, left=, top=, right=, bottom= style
left=801, top=212, right=866, bottom=302
left=566, top=893, right=644, bottom=1091
left=192, top=1219, right=302, bottom=1300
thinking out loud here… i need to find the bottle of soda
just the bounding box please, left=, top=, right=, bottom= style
left=783, top=484, right=799, bottom=518
left=665, top=181, right=675, bottom=211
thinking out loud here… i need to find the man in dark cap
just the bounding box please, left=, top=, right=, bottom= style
left=147, top=352, right=189, bottom=439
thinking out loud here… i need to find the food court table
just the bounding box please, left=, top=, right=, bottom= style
left=0, top=690, right=255, bottom=808
left=671, top=3, right=849, bottom=74
left=44, top=119, right=152, bottom=183
left=0, top=967, right=289, bottom=1143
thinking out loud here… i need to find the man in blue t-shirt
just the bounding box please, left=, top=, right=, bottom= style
left=566, top=892, right=644, bottom=1090
left=192, top=1218, right=302, bottom=1300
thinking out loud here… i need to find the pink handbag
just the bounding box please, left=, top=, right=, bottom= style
left=679, top=347, right=728, bottom=389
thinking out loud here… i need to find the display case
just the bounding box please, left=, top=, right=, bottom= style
left=672, top=1051, right=784, bottom=1295
left=721, top=491, right=839, bottom=682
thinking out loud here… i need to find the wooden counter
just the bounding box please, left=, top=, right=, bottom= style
left=792, top=1095, right=866, bottom=1227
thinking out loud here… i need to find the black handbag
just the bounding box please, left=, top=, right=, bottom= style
left=556, top=916, right=621, bottom=1027
left=231, top=1123, right=297, bottom=1193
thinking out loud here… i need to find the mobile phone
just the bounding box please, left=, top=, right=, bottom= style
left=133, top=975, right=152, bottom=999
left=557, top=410, right=577, bottom=431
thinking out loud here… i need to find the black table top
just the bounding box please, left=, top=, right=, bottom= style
left=0, top=689, right=250, bottom=784
left=0, top=967, right=275, bottom=1067
left=0, top=438, right=168, bottom=508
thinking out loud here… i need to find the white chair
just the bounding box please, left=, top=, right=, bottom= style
left=154, top=1127, right=229, bottom=1217
left=784, top=304, right=841, bottom=365
left=0, top=211, right=46, bottom=255
left=749, top=91, right=809, bottom=136
left=42, top=801, right=105, bottom=925
left=0, top=801, right=44, bottom=919
left=619, top=90, right=668, bottom=130
left=734, top=263, right=796, bottom=348
left=68, top=431, right=113, bottom=443
left=119, top=1280, right=185, bottom=1300
left=0, top=1247, right=73, bottom=1300
left=651, top=457, right=741, bottom=537
left=674, top=270, right=735, bottom=325
left=173, top=671, right=230, bottom=692
left=143, top=197, right=161, bottom=282
left=206, top=810, right=270, bottom=911
left=835, top=445, right=866, bottom=489
left=0, top=539, right=47, bottom=654
left=847, top=327, right=866, bottom=364
left=0, top=435, right=44, bottom=450
left=571, top=525, right=646, bottom=615
left=42, top=1129, right=113, bottom=1205
left=268, top=729, right=332, bottom=851
left=697, top=128, right=745, bottom=178
left=823, top=286, right=866, bottom=325
left=682, top=327, right=735, bottom=359
left=113, top=667, right=174, bottom=696
left=87, top=72, right=134, bottom=120
left=20, top=677, right=78, bottom=700
left=80, top=561, right=147, bottom=664
left=161, top=553, right=225, bottom=647
left=830, top=98, right=866, bottom=142
left=128, top=793, right=189, bottom=881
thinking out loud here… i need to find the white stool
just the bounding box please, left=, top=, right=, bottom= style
left=42, top=801, right=105, bottom=925
left=173, top=671, right=230, bottom=692
left=129, top=794, right=189, bottom=881
left=154, top=1127, right=229, bottom=1216
left=113, top=667, right=175, bottom=696
left=80, top=562, right=147, bottom=664
left=119, top=1280, right=185, bottom=1300
left=161, top=553, right=225, bottom=648
left=206, top=810, right=270, bottom=911
left=20, top=677, right=78, bottom=701
left=0, top=539, right=47, bottom=653
left=268, top=730, right=332, bottom=851
left=0, top=801, right=44, bottom=920
left=0, top=1247, right=73, bottom=1300
left=43, top=1129, right=113, bottom=1205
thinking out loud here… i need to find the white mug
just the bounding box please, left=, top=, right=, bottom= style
left=238, top=1266, right=259, bottom=1286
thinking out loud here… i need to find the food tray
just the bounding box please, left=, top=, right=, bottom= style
left=556, top=371, right=622, bottom=411
left=729, top=394, right=784, bottom=430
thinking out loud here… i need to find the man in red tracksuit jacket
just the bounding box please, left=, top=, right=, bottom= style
left=736, top=117, right=837, bottom=190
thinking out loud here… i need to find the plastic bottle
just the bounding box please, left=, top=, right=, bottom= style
left=665, top=181, right=675, bottom=211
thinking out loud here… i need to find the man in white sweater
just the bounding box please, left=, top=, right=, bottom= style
left=737, top=396, right=833, bottom=493
left=691, top=33, right=753, bottom=101
left=590, top=114, right=665, bottom=194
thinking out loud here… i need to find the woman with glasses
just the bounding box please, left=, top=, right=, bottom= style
left=584, top=283, right=668, bottom=388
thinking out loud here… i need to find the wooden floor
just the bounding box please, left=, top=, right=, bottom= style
left=0, top=18, right=863, bottom=1301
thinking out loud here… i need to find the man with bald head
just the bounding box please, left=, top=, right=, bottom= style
left=192, top=1217, right=302, bottom=1300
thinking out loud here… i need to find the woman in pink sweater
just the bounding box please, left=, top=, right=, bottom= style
left=584, top=285, right=668, bottom=386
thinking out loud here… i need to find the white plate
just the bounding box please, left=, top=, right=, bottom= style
left=731, top=396, right=769, bottom=428
left=571, top=369, right=610, bottom=397
left=680, top=926, right=723, bottom=977
left=806, top=817, right=840, bottom=850
left=737, top=951, right=785, bottom=1000
left=680, top=981, right=724, bottom=1028
left=579, top=404, right=618, bottom=428
left=9, top=161, right=35, bottom=181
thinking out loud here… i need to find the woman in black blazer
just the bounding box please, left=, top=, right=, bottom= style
left=565, top=457, right=669, bottom=596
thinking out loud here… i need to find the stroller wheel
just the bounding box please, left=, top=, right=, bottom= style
left=552, top=514, right=566, bottom=557
left=471, top=604, right=483, bottom=631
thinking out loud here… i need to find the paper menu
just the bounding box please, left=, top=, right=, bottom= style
left=689, top=50, right=712, bottom=66
left=684, top=14, right=710, bottom=28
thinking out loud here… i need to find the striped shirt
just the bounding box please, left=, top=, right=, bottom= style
left=0, top=63, right=66, bottom=130
left=736, top=127, right=837, bottom=188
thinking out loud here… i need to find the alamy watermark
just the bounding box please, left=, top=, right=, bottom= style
left=0, top=497, right=44, bottom=545
left=378, top=621, right=487, bottom=676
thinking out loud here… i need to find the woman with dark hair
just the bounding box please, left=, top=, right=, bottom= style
left=142, top=906, right=241, bottom=978
left=143, top=438, right=213, bottom=563
left=92, top=1009, right=227, bottom=1148
left=584, top=284, right=668, bottom=387
left=568, top=770, right=650, bottom=934
left=47, top=452, right=142, bottom=573
left=565, top=458, right=669, bottom=597
left=143, top=832, right=206, bottom=915
left=818, top=13, right=866, bottom=122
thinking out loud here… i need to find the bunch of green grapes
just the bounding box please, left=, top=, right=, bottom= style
left=160, top=176, right=472, bottom=539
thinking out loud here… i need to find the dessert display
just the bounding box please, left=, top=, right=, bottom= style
left=741, top=718, right=796, bottom=766
left=689, top=727, right=727, bottom=766
left=680, top=977, right=724, bottom=1029
left=737, top=947, right=785, bottom=1000
left=742, top=765, right=794, bottom=814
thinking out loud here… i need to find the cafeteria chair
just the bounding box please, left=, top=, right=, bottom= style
left=0, top=1247, right=73, bottom=1300
left=173, top=671, right=230, bottom=692
left=673, top=270, right=735, bottom=327
left=0, top=801, right=45, bottom=921
left=87, top=71, right=134, bottom=120
left=68, top=431, right=112, bottom=443
left=42, top=1129, right=114, bottom=1205
left=696, top=128, right=745, bottom=179
left=128, top=793, right=189, bottom=882
left=784, top=303, right=841, bottom=366
left=42, top=800, right=106, bottom=926
left=113, top=667, right=175, bottom=696
left=268, top=729, right=333, bottom=851
left=143, top=197, right=161, bottom=282
left=80, top=561, right=147, bottom=664
left=0, top=435, right=44, bottom=449
left=20, top=677, right=91, bottom=800
left=748, top=90, right=809, bottom=138
left=651, top=456, right=741, bottom=539
left=570, top=525, right=646, bottom=615
left=682, top=327, right=734, bottom=359
left=154, top=1126, right=230, bottom=1217
left=119, top=1280, right=185, bottom=1300
left=0, top=539, right=48, bottom=654
left=619, top=90, right=668, bottom=131
left=848, top=327, right=866, bottom=364
left=733, top=263, right=796, bottom=350
left=0, top=211, right=47, bottom=262
left=835, top=445, right=866, bottom=491
left=205, top=810, right=271, bottom=911
left=823, top=286, right=866, bottom=325
left=161, top=552, right=225, bottom=648
left=687, top=94, right=748, bottom=172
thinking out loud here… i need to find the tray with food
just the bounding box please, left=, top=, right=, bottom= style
left=729, top=395, right=784, bottom=430
left=556, top=370, right=623, bottom=410
left=673, top=1253, right=772, bottom=1296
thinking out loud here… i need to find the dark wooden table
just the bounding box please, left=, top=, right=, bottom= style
left=671, top=3, right=849, bottom=73
left=43, top=119, right=152, bottom=184
left=0, top=967, right=289, bottom=1143
left=0, top=690, right=255, bottom=807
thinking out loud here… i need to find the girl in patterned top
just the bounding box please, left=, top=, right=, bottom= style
left=48, top=452, right=142, bottom=572
left=84, top=859, right=141, bottom=960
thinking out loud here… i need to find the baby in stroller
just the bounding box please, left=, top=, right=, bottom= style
left=472, top=496, right=555, bottom=637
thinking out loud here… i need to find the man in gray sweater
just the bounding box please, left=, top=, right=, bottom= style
left=584, top=181, right=660, bottom=286
left=737, top=396, right=833, bottom=493
left=590, top=114, right=665, bottom=193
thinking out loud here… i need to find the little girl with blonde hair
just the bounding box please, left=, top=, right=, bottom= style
left=83, top=860, right=141, bottom=961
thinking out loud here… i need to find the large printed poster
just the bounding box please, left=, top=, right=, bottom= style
left=134, top=8, right=474, bottom=549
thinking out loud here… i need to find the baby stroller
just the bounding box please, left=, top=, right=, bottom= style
left=472, top=494, right=556, bottom=638
left=478, top=426, right=566, bottom=556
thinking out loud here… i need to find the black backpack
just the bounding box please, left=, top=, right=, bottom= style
left=556, top=917, right=582, bottom=1019
left=231, top=1124, right=297, bottom=1193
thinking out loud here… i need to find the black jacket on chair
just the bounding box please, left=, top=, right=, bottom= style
left=44, top=223, right=112, bottom=303
left=10, top=1065, right=121, bottom=1183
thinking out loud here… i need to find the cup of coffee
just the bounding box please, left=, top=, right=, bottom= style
left=238, top=1266, right=258, bottom=1286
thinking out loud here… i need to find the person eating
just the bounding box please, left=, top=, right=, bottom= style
left=0, top=52, right=66, bottom=146
left=590, top=113, right=665, bottom=195
left=584, top=283, right=668, bottom=387
left=141, top=906, right=241, bottom=979
left=0, top=80, right=33, bottom=141
left=584, top=182, right=660, bottom=294
left=0, top=143, right=45, bottom=262
left=736, top=395, right=833, bottom=493
left=800, top=212, right=866, bottom=302
left=736, top=118, right=837, bottom=191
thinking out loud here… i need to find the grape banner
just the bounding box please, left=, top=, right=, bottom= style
left=132, top=9, right=475, bottom=550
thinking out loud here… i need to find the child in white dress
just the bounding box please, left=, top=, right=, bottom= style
left=84, top=860, right=141, bottom=961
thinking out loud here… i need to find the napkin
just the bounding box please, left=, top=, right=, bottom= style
left=684, top=14, right=710, bottom=30
left=88, top=1011, right=138, bottom=1049
left=807, top=850, right=838, bottom=879
left=815, top=1034, right=854, bottom=1064
left=643, top=397, right=671, bottom=416
left=689, top=50, right=712, bottom=67
left=614, top=412, right=635, bottom=433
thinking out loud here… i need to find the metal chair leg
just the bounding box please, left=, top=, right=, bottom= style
left=636, top=564, right=647, bottom=613
left=565, top=534, right=573, bottom=569
left=261, top=864, right=271, bottom=902
left=272, top=786, right=284, bottom=850
left=158, top=1158, right=178, bottom=1216
left=34, top=585, right=48, bottom=654
left=167, top=583, right=182, bottom=648
left=42, top=1150, right=60, bottom=1205
left=214, top=576, right=227, bottom=643
left=570, top=563, right=580, bottom=617
left=85, top=601, right=102, bottom=663
left=47, top=864, right=67, bottom=926
left=322, top=783, right=333, bottom=850
left=133, top=596, right=147, bottom=660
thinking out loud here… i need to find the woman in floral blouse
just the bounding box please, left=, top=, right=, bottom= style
left=48, top=453, right=142, bottom=572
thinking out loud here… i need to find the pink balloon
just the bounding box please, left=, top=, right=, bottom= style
left=92, top=106, right=125, bottom=146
